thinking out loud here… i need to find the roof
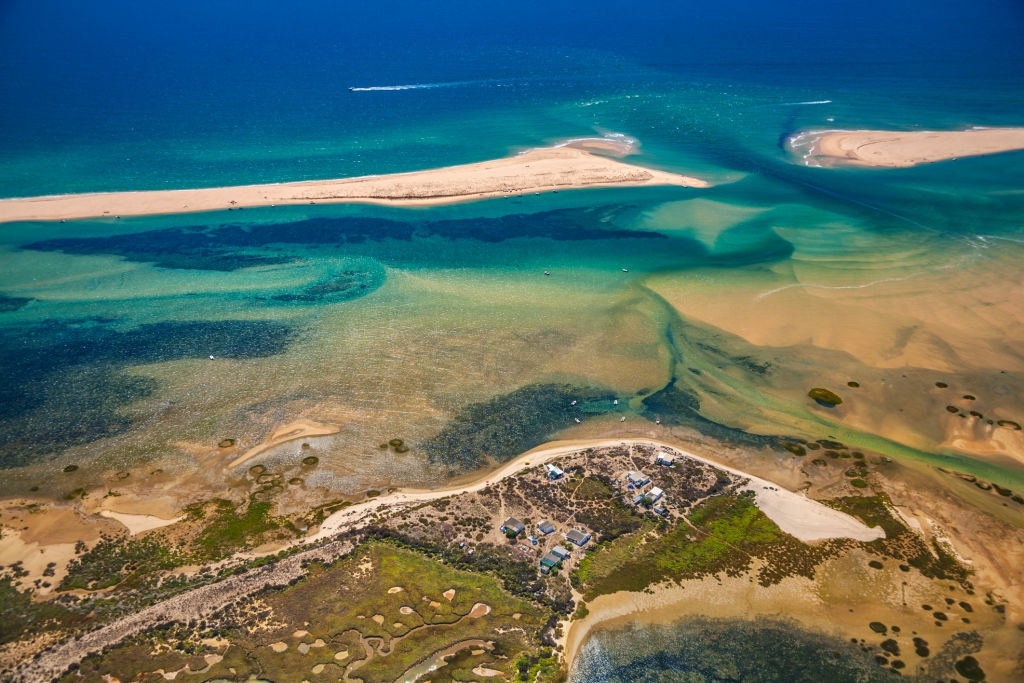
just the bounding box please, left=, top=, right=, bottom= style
left=566, top=529, right=591, bottom=546
left=540, top=551, right=562, bottom=567
left=551, top=545, right=571, bottom=559
left=656, top=452, right=675, bottom=464
left=546, top=463, right=565, bottom=477
left=626, top=471, right=650, bottom=484
left=501, top=517, right=525, bottom=533
left=648, top=486, right=664, bottom=501
left=536, top=520, right=556, bottom=534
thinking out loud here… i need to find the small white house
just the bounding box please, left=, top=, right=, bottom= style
left=546, top=464, right=565, bottom=480
left=655, top=452, right=675, bottom=466
left=626, top=471, right=650, bottom=489
left=647, top=486, right=664, bottom=504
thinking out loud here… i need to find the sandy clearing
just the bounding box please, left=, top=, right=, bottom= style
left=99, top=510, right=184, bottom=536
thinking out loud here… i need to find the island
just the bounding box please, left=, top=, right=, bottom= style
left=0, top=142, right=709, bottom=224
left=787, top=126, right=1024, bottom=168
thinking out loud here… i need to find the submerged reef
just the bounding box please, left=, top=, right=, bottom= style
left=269, top=261, right=385, bottom=304
left=422, top=383, right=614, bottom=469
left=0, top=294, right=33, bottom=312
left=21, top=208, right=669, bottom=271
left=0, top=319, right=297, bottom=467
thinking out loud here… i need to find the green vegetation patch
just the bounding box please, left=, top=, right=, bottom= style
left=1, top=576, right=84, bottom=645
left=190, top=498, right=292, bottom=562
left=258, top=542, right=549, bottom=683
left=59, top=534, right=180, bottom=591
left=808, top=387, right=843, bottom=406
left=827, top=495, right=973, bottom=588
left=574, top=494, right=804, bottom=600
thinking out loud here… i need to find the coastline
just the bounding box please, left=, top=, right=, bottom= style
left=0, top=145, right=709, bottom=224
left=787, top=126, right=1024, bottom=168
left=308, top=437, right=881, bottom=544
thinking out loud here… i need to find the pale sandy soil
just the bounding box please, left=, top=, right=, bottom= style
left=227, top=418, right=340, bottom=469
left=98, top=510, right=184, bottom=536
left=788, top=127, right=1024, bottom=168
left=0, top=145, right=709, bottom=224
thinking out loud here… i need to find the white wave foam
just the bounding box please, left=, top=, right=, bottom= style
left=348, top=78, right=507, bottom=92
left=780, top=99, right=833, bottom=106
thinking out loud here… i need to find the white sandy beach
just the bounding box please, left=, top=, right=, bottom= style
left=788, top=126, right=1024, bottom=168
left=0, top=145, right=708, bottom=224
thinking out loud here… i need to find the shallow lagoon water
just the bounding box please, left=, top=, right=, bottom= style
left=570, top=617, right=894, bottom=682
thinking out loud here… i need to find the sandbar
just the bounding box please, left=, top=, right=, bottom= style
left=0, top=145, right=709, bottom=224
left=227, top=418, right=340, bottom=469
left=787, top=126, right=1024, bottom=168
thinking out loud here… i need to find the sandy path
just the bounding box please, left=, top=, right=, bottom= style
left=788, top=126, right=1024, bottom=168
left=0, top=146, right=708, bottom=224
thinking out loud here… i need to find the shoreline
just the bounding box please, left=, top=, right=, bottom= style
left=307, top=437, right=881, bottom=544
left=0, top=144, right=709, bottom=224
left=786, top=126, right=1024, bottom=168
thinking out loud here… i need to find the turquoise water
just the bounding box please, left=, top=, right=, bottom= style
left=2, top=0, right=1024, bottom=677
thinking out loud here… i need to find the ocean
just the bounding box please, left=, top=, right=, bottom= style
left=2, top=0, right=1024, bottom=677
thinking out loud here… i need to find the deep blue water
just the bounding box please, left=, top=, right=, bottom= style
left=2, top=0, right=1023, bottom=195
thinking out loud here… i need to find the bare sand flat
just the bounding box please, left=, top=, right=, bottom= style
left=788, top=127, right=1024, bottom=168
left=98, top=509, right=184, bottom=536
left=0, top=146, right=709, bottom=224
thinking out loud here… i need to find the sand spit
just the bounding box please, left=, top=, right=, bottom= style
left=788, top=126, right=1024, bottom=168
left=0, top=146, right=709, bottom=224
left=309, top=438, right=880, bottom=544
left=227, top=418, right=340, bottom=469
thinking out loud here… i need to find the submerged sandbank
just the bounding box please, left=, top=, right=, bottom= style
left=0, top=145, right=709, bottom=224
left=787, top=127, right=1024, bottom=168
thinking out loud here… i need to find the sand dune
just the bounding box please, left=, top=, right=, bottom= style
left=0, top=146, right=708, bottom=224
left=788, top=127, right=1024, bottom=168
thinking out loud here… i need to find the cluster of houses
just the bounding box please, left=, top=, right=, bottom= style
left=494, top=451, right=679, bottom=574
left=625, top=450, right=675, bottom=515
left=500, top=515, right=591, bottom=574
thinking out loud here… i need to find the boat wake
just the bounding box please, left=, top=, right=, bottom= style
left=780, top=99, right=832, bottom=106
left=348, top=78, right=511, bottom=92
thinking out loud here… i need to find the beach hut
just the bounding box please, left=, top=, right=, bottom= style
left=565, top=529, right=591, bottom=547
left=655, top=452, right=675, bottom=466
left=546, top=464, right=565, bottom=480
left=626, top=471, right=650, bottom=489
left=551, top=545, right=571, bottom=560
left=647, top=486, right=664, bottom=504
left=500, top=518, right=525, bottom=536
left=539, top=551, right=562, bottom=573
left=536, top=520, right=556, bottom=535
